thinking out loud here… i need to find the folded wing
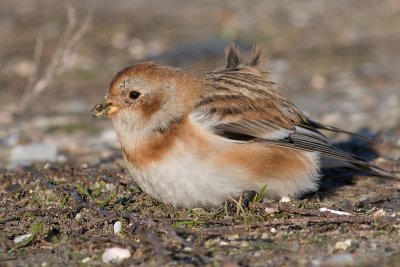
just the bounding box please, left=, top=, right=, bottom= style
left=192, top=66, right=396, bottom=178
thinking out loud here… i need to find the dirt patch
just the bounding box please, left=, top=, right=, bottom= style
left=1, top=162, right=399, bottom=266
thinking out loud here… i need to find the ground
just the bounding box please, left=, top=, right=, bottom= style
left=0, top=0, right=400, bottom=266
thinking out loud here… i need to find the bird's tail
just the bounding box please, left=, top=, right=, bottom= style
left=321, top=157, right=398, bottom=179
left=353, top=161, right=399, bottom=179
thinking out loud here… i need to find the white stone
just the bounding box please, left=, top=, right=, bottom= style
left=14, top=233, right=32, bottom=243
left=373, top=209, right=386, bottom=218
left=114, top=221, right=122, bottom=235
left=279, top=196, right=291, bottom=203
left=264, top=207, right=278, bottom=215
left=334, top=239, right=352, bottom=251
left=270, top=227, right=277, bottom=234
left=219, top=240, right=229, bottom=246
left=102, top=247, right=131, bottom=263
left=81, top=257, right=91, bottom=263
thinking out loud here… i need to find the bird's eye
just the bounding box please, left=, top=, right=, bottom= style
left=129, top=91, right=141, bottom=100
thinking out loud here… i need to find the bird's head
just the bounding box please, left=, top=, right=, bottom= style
left=93, top=62, right=202, bottom=134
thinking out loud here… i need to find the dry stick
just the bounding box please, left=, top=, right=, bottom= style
left=136, top=228, right=167, bottom=265
left=17, top=3, right=94, bottom=113
left=36, top=174, right=205, bottom=260
left=25, top=34, right=44, bottom=94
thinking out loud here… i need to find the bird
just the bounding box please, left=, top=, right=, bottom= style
left=93, top=43, right=397, bottom=207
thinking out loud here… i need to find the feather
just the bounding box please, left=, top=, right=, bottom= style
left=224, top=43, right=241, bottom=70
left=305, top=119, right=376, bottom=143
left=250, top=43, right=263, bottom=67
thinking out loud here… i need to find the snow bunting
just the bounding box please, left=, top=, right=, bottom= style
left=93, top=44, right=396, bottom=207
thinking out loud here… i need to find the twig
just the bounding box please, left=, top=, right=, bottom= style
left=136, top=227, right=167, bottom=265
left=16, top=2, right=94, bottom=113
left=26, top=34, right=44, bottom=91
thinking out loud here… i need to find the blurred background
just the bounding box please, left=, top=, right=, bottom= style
left=0, top=0, right=399, bottom=168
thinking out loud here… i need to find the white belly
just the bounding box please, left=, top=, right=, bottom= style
left=125, top=144, right=250, bottom=207
left=124, top=148, right=321, bottom=207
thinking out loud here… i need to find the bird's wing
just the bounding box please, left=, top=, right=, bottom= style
left=193, top=67, right=318, bottom=140
left=191, top=67, right=396, bottom=178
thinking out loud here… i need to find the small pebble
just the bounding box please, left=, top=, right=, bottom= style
left=14, top=233, right=32, bottom=243
left=219, top=240, right=229, bottom=246
left=114, top=221, right=122, bottom=235
left=264, top=207, right=278, bottom=215
left=279, top=196, right=291, bottom=203
left=373, top=209, right=386, bottom=218
left=334, top=239, right=352, bottom=251
left=270, top=227, right=277, bottom=233
left=80, top=163, right=88, bottom=169
left=75, top=213, right=82, bottom=220
left=81, top=257, right=91, bottom=263
left=102, top=247, right=131, bottom=263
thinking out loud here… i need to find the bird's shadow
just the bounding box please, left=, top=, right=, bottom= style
left=302, top=127, right=381, bottom=199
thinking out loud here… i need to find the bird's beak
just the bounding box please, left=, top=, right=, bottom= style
left=92, top=96, right=119, bottom=118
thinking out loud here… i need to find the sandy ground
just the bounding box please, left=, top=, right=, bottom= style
left=0, top=0, right=400, bottom=266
